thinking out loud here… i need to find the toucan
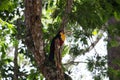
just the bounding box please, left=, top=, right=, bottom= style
left=49, top=30, right=65, bottom=62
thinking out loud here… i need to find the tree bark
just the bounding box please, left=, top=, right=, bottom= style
left=54, top=38, right=64, bottom=80
left=24, top=0, right=73, bottom=80
left=107, top=17, right=120, bottom=80
left=24, top=0, right=45, bottom=66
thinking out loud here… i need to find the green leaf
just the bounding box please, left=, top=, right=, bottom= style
left=0, top=0, right=15, bottom=11
left=110, top=39, right=119, bottom=47
left=12, top=39, right=18, bottom=47
left=114, top=11, right=120, bottom=20
left=92, top=29, right=98, bottom=36
left=27, top=69, right=39, bottom=80
left=115, top=0, right=120, bottom=4
left=0, top=18, right=15, bottom=34
left=62, top=45, right=70, bottom=56
left=0, top=18, right=6, bottom=26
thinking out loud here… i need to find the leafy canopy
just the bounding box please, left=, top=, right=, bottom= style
left=0, top=0, right=120, bottom=80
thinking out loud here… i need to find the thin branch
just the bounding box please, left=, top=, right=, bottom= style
left=63, top=61, right=88, bottom=65
left=13, top=46, right=19, bottom=80
left=70, top=25, right=107, bottom=62
left=83, top=24, right=107, bottom=54
left=88, top=37, right=101, bottom=52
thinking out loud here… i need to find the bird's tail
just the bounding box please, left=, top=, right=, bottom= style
left=49, top=51, right=54, bottom=62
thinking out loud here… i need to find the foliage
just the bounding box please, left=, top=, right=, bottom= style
left=0, top=19, right=16, bottom=79
left=0, top=0, right=120, bottom=80
left=108, top=67, right=120, bottom=80
left=87, top=54, right=107, bottom=80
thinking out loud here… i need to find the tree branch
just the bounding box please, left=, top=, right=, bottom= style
left=24, top=0, right=45, bottom=66
left=13, top=46, right=19, bottom=80
left=82, top=24, right=107, bottom=55
left=63, top=61, right=88, bottom=66
left=54, top=0, right=73, bottom=79
left=59, top=0, right=73, bottom=31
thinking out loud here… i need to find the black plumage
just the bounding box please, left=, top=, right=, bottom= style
left=49, top=31, right=64, bottom=62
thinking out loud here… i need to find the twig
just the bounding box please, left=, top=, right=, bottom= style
left=69, top=25, right=107, bottom=62
left=83, top=24, right=107, bottom=54
left=63, top=61, right=88, bottom=65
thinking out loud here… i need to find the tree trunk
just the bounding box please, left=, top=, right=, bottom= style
left=24, top=0, right=73, bottom=80
left=107, top=17, right=120, bottom=80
